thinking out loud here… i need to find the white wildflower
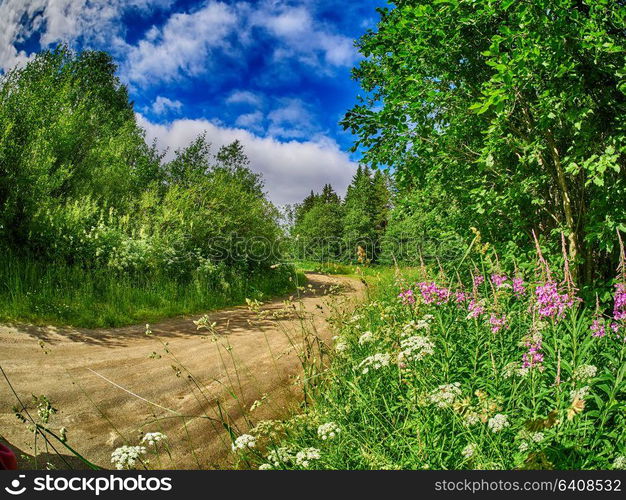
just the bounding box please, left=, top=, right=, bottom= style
left=111, top=445, right=146, bottom=470
left=487, top=414, right=510, bottom=433
left=295, top=447, right=321, bottom=468
left=570, top=386, right=590, bottom=402
left=335, top=340, right=349, bottom=353
left=531, top=432, right=545, bottom=443
left=464, top=413, right=481, bottom=426
left=141, top=432, right=167, bottom=446
left=231, top=434, right=256, bottom=452
left=462, top=443, right=477, bottom=459
left=267, top=447, right=295, bottom=467
left=428, top=383, right=462, bottom=408
left=358, top=353, right=392, bottom=374
left=358, top=331, right=375, bottom=345
left=317, top=422, right=341, bottom=441
left=519, top=441, right=529, bottom=452
left=613, top=456, right=626, bottom=470
left=402, top=319, right=431, bottom=336
left=398, top=335, right=435, bottom=364
left=259, top=463, right=273, bottom=470
left=573, top=365, right=597, bottom=381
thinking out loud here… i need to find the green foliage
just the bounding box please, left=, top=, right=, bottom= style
left=0, top=253, right=298, bottom=328
left=239, top=260, right=626, bottom=470
left=290, top=168, right=392, bottom=263
left=0, top=47, right=292, bottom=325
left=343, top=0, right=626, bottom=284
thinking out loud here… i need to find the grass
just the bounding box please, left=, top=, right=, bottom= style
left=0, top=255, right=304, bottom=328
left=231, top=254, right=626, bottom=470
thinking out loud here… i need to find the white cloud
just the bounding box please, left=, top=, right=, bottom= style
left=136, top=113, right=358, bottom=206
left=150, top=96, right=183, bottom=115
left=235, top=111, right=264, bottom=132
left=226, top=90, right=264, bottom=107
left=250, top=2, right=357, bottom=69
left=0, top=0, right=174, bottom=72
left=123, top=1, right=238, bottom=85
left=267, top=98, right=317, bottom=139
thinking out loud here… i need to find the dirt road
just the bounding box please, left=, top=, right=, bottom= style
left=0, top=273, right=365, bottom=469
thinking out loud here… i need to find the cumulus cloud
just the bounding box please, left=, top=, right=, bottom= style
left=136, top=114, right=358, bottom=206
left=150, top=96, right=183, bottom=115
left=249, top=3, right=357, bottom=69
left=123, top=1, right=238, bottom=85
left=235, top=111, right=265, bottom=132
left=0, top=0, right=174, bottom=72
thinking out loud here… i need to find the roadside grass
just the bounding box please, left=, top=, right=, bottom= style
left=0, top=255, right=304, bottom=328
left=231, top=253, right=626, bottom=470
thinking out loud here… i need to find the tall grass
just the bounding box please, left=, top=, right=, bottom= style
left=231, top=251, right=626, bottom=470
left=0, top=254, right=302, bottom=328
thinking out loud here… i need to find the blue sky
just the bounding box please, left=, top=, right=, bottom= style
left=0, top=0, right=385, bottom=205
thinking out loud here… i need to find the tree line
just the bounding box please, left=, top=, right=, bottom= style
left=0, top=46, right=285, bottom=286
left=341, top=0, right=626, bottom=286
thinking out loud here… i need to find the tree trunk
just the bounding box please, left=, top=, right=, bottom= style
left=545, top=129, right=582, bottom=282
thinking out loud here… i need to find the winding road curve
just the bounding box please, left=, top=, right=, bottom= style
left=0, top=273, right=365, bottom=469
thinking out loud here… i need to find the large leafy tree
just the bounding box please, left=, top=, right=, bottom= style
left=343, top=0, right=626, bottom=283
left=0, top=46, right=160, bottom=254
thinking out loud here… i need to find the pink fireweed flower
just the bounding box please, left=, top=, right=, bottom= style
left=535, top=281, right=577, bottom=320
left=455, top=290, right=469, bottom=303
left=512, top=278, right=526, bottom=297
left=522, top=340, right=544, bottom=369
left=491, top=274, right=508, bottom=288
left=590, top=318, right=607, bottom=338
left=613, top=283, right=626, bottom=321
left=417, top=282, right=451, bottom=305
left=473, top=275, right=485, bottom=287
left=489, top=314, right=508, bottom=333
left=398, top=289, right=415, bottom=305
left=467, top=299, right=485, bottom=319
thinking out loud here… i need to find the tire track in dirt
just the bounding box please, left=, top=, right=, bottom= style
left=0, top=273, right=365, bottom=469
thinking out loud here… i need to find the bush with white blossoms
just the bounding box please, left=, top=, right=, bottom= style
left=488, top=414, right=510, bottom=433
left=111, top=445, right=146, bottom=470
left=295, top=448, right=321, bottom=468
left=141, top=432, right=167, bottom=447
left=358, top=353, right=392, bottom=374
left=358, top=331, right=375, bottom=345
left=232, top=434, right=256, bottom=452
left=428, top=383, right=462, bottom=408
left=317, top=422, right=341, bottom=441
left=398, top=335, right=435, bottom=364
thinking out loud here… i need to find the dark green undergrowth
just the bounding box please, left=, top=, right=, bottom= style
left=0, top=255, right=303, bottom=328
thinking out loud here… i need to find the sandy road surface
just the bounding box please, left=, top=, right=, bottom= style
left=0, top=273, right=365, bottom=469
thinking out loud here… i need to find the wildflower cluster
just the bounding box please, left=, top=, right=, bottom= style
left=317, top=422, right=341, bottom=441
left=232, top=434, right=256, bottom=452
left=358, top=353, right=391, bottom=374
left=111, top=446, right=146, bottom=470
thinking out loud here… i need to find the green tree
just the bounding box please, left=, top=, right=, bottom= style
left=0, top=46, right=160, bottom=257
left=343, top=0, right=626, bottom=283
left=292, top=184, right=343, bottom=260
